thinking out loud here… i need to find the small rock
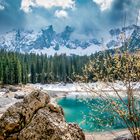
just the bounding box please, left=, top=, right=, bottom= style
left=0, top=88, right=9, bottom=93
left=14, top=93, right=25, bottom=99
left=8, top=86, right=18, bottom=92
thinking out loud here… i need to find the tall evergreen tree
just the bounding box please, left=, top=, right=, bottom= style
left=30, top=63, right=36, bottom=84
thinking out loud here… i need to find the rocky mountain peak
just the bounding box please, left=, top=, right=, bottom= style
left=61, top=25, right=74, bottom=41
left=41, top=25, right=56, bottom=41
left=0, top=24, right=140, bottom=55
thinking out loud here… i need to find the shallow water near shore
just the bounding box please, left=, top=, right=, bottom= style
left=57, top=97, right=127, bottom=133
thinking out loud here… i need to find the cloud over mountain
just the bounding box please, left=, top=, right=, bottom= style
left=93, top=0, right=113, bottom=11
left=21, top=0, right=75, bottom=13
left=0, top=0, right=140, bottom=39
left=55, top=10, right=68, bottom=18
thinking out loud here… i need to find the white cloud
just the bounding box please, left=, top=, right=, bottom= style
left=21, top=0, right=75, bottom=13
left=0, top=4, right=4, bottom=10
left=93, top=0, right=113, bottom=11
left=21, top=0, right=36, bottom=13
left=55, top=10, right=68, bottom=18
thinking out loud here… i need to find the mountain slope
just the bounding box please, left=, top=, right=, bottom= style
left=0, top=25, right=140, bottom=55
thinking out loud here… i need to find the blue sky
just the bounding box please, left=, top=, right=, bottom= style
left=0, top=0, right=140, bottom=38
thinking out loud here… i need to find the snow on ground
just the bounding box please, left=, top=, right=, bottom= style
left=32, top=83, right=83, bottom=92
left=0, top=92, right=5, bottom=98
left=32, top=81, right=140, bottom=92
left=31, top=81, right=140, bottom=98
left=29, top=44, right=102, bottom=56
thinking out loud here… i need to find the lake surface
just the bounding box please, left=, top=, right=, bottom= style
left=57, top=97, right=127, bottom=132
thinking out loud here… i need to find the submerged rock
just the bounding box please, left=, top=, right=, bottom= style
left=0, top=90, right=85, bottom=140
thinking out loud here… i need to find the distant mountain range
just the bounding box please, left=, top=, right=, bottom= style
left=0, top=24, right=140, bottom=55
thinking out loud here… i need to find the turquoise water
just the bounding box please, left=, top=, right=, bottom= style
left=57, top=97, right=127, bottom=132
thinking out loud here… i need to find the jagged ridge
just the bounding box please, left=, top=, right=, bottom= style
left=0, top=24, right=140, bottom=55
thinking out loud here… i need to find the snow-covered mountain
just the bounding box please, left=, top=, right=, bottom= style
left=0, top=25, right=103, bottom=55
left=0, top=25, right=140, bottom=55
left=107, top=25, right=140, bottom=50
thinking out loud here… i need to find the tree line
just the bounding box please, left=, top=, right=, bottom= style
left=0, top=48, right=139, bottom=85
left=0, top=50, right=91, bottom=85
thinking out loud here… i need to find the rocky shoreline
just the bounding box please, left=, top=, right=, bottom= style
left=0, top=90, right=85, bottom=140
left=0, top=84, right=132, bottom=140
